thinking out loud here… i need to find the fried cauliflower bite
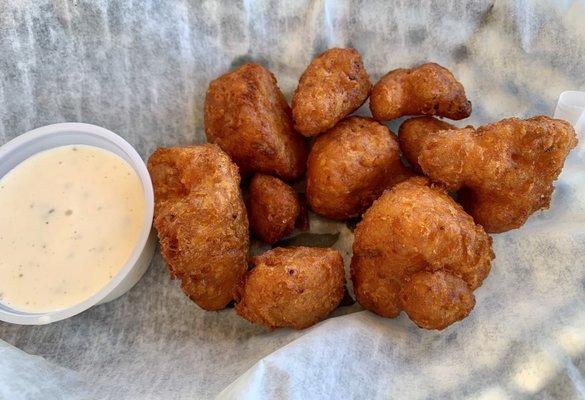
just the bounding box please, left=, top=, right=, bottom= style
left=306, top=116, right=413, bottom=220
left=235, top=247, right=345, bottom=330
left=351, top=177, right=493, bottom=330
left=292, top=48, right=371, bottom=137
left=204, top=63, right=307, bottom=180
left=370, top=63, right=471, bottom=121
left=398, top=116, right=456, bottom=172
left=248, top=174, right=301, bottom=244
left=415, top=116, right=578, bottom=233
left=148, top=144, right=249, bottom=311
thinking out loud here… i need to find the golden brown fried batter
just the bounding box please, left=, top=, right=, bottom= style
left=292, top=48, right=371, bottom=137
left=204, top=63, right=307, bottom=180
left=306, top=116, right=413, bottom=220
left=416, top=116, right=578, bottom=233
left=370, top=63, right=471, bottom=121
left=399, top=270, right=476, bottom=330
left=248, top=174, right=301, bottom=244
left=148, top=144, right=249, bottom=311
left=351, top=177, right=493, bottom=330
left=235, top=247, right=345, bottom=330
left=398, top=116, right=456, bottom=172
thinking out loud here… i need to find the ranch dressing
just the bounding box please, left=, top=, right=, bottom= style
left=0, top=145, right=145, bottom=313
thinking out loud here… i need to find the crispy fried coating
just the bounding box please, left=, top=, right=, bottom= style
left=415, top=116, right=578, bottom=233
left=235, top=247, right=345, bottom=330
left=399, top=270, right=476, bottom=330
left=248, top=174, right=301, bottom=244
left=398, top=116, right=456, bottom=172
left=148, top=144, right=249, bottom=311
left=351, top=177, right=493, bottom=330
left=306, top=116, right=413, bottom=220
left=204, top=63, right=307, bottom=180
left=292, top=48, right=371, bottom=137
left=370, top=63, right=471, bottom=121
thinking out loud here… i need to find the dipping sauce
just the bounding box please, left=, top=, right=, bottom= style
left=0, top=145, right=145, bottom=312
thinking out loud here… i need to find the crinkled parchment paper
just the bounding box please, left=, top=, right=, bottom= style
left=1, top=1, right=585, bottom=399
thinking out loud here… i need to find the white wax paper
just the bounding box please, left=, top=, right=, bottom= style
left=1, top=1, right=585, bottom=399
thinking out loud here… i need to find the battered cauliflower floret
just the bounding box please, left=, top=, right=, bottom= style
left=205, top=63, right=307, bottom=180
left=370, top=62, right=471, bottom=121
left=236, top=247, right=345, bottom=330
left=351, top=177, right=494, bottom=330
left=292, top=48, right=371, bottom=137
left=415, top=116, right=578, bottom=233
left=148, top=144, right=249, bottom=311
left=248, top=174, right=301, bottom=244
left=306, top=116, right=413, bottom=220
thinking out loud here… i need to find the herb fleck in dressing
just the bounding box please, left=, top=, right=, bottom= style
left=0, top=145, right=145, bottom=312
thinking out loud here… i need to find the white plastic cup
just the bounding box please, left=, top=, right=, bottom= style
left=555, top=91, right=585, bottom=136
left=0, top=123, right=156, bottom=325
left=554, top=91, right=585, bottom=126
left=554, top=91, right=585, bottom=161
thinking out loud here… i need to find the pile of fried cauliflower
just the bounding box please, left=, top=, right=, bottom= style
left=147, top=48, right=577, bottom=331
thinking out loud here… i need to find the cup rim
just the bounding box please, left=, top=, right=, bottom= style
left=558, top=91, right=585, bottom=110
left=0, top=123, right=154, bottom=325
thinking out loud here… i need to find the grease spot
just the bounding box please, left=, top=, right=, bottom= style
left=453, top=45, right=470, bottom=62
left=446, top=331, right=458, bottom=343
left=407, top=28, right=427, bottom=44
